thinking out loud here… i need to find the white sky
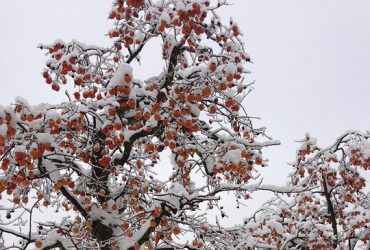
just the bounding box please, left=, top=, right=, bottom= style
left=1, top=0, right=370, bottom=225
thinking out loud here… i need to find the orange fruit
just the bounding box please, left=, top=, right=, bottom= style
left=35, top=240, right=43, bottom=248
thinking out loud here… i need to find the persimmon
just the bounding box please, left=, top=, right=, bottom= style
left=22, top=179, right=30, bottom=186
left=127, top=231, right=134, bottom=237
left=86, top=218, right=93, bottom=228
left=186, top=94, right=195, bottom=103
left=122, top=86, right=130, bottom=95
left=5, top=113, right=11, bottom=122
left=153, top=113, right=161, bottom=121
left=108, top=108, right=117, bottom=116
left=225, top=98, right=234, bottom=108
left=145, top=143, right=154, bottom=153
left=134, top=243, right=141, bottom=250
left=232, top=25, right=240, bottom=36
left=35, top=240, right=43, bottom=248
left=84, top=196, right=92, bottom=205
left=160, top=219, right=168, bottom=227
left=1, top=164, right=9, bottom=171
left=209, top=62, right=217, bottom=72
left=151, top=103, right=161, bottom=113
left=13, top=196, right=21, bottom=204
left=123, top=74, right=132, bottom=83
left=231, top=104, right=240, bottom=111
left=114, top=122, right=122, bottom=130
left=169, top=141, right=176, bottom=150
left=202, top=86, right=212, bottom=97
left=46, top=77, right=53, bottom=84
left=51, top=83, right=60, bottom=91
left=255, top=157, right=263, bottom=165
left=133, top=110, right=142, bottom=121
left=230, top=164, right=238, bottom=171
left=226, top=74, right=234, bottom=82
left=150, top=220, right=157, bottom=228
left=158, top=25, right=165, bottom=33
left=121, top=222, right=130, bottom=230
left=173, top=110, right=181, bottom=118
left=31, top=149, right=41, bottom=159
left=21, top=196, right=29, bottom=204
left=209, top=105, right=217, bottom=114
left=166, top=132, right=175, bottom=140
left=127, top=99, right=136, bottom=109
left=153, top=207, right=162, bottom=217
left=241, top=151, right=251, bottom=159
left=1, top=158, right=10, bottom=166
left=142, top=112, right=150, bottom=121
left=162, top=118, right=170, bottom=126
left=173, top=226, right=181, bottom=235
left=194, top=95, right=202, bottom=102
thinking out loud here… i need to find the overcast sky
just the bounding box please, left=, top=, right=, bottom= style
left=1, top=0, right=370, bottom=223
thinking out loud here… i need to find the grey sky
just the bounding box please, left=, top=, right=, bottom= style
left=1, top=0, right=370, bottom=224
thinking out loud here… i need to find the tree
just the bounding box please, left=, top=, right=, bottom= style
left=243, top=132, right=370, bottom=249
left=0, top=0, right=368, bottom=249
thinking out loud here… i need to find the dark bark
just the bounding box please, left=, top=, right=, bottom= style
left=322, top=171, right=338, bottom=248
left=87, top=38, right=185, bottom=249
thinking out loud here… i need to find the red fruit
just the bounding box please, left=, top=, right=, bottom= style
left=255, top=158, right=263, bottom=165
left=108, top=108, right=116, bottom=117
left=209, top=105, right=217, bottom=114
left=121, top=222, right=130, bottom=230
left=143, top=112, right=150, bottom=121
left=67, top=182, right=75, bottom=189
left=127, top=99, right=136, bottom=109
left=122, top=86, right=130, bottom=96
left=153, top=113, right=161, bottom=121
left=226, top=74, right=234, bottom=82
left=46, top=77, right=53, bottom=84
left=35, top=240, right=43, bottom=248
left=209, top=63, right=217, bottom=72
left=73, top=92, right=80, bottom=100
left=151, top=103, right=161, bottom=113
left=13, top=197, right=21, bottom=204
left=123, top=74, right=132, bottom=83
left=51, top=83, right=60, bottom=91
left=225, top=98, right=234, bottom=108
left=74, top=78, right=83, bottom=85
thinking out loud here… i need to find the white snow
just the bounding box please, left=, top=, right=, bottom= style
left=46, top=110, right=60, bottom=121
left=266, top=220, right=284, bottom=235
left=15, top=145, right=27, bottom=153
left=43, top=159, right=61, bottom=182
left=36, top=133, right=54, bottom=144
left=224, top=63, right=237, bottom=75
left=0, top=124, right=7, bottom=136
left=108, top=63, right=133, bottom=88
left=222, top=149, right=242, bottom=164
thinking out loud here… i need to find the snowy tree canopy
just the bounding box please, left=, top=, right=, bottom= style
left=0, top=0, right=369, bottom=249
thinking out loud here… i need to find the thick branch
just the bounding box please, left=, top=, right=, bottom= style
left=40, top=241, right=66, bottom=250
left=0, top=226, right=31, bottom=241
left=38, top=158, right=87, bottom=218
left=156, top=42, right=186, bottom=102
left=322, top=172, right=338, bottom=248
left=59, top=186, right=88, bottom=218
left=127, top=203, right=173, bottom=250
